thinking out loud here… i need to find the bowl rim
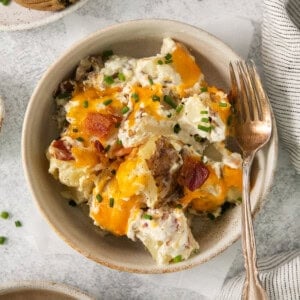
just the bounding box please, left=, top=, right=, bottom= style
left=22, top=18, right=278, bottom=273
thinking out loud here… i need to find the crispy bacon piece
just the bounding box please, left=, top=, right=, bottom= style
left=178, top=156, right=209, bottom=191
left=94, top=140, right=104, bottom=153
left=51, top=139, right=74, bottom=161
left=84, top=113, right=120, bottom=138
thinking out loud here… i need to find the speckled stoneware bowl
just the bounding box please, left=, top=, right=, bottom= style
left=22, top=19, right=278, bottom=273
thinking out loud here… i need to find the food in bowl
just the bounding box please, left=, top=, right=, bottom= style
left=46, top=38, right=243, bottom=265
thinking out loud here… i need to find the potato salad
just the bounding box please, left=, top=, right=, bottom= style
left=47, top=38, right=242, bottom=265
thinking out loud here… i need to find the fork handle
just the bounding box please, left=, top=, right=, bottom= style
left=241, top=153, right=268, bottom=300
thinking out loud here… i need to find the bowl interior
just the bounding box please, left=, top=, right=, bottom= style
left=22, top=20, right=277, bottom=273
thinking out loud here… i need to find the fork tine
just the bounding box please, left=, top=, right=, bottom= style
left=236, top=61, right=252, bottom=122
left=247, top=61, right=272, bottom=123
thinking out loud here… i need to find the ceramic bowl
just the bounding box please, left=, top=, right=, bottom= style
left=22, top=19, right=278, bottom=273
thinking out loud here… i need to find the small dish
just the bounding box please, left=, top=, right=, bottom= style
left=0, top=0, right=89, bottom=31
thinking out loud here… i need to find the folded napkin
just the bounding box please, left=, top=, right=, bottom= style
left=262, top=0, right=300, bottom=173
left=218, top=250, right=300, bottom=300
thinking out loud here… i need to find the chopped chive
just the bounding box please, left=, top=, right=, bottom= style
left=118, top=72, right=126, bottom=81
left=201, top=117, right=210, bottom=123
left=165, top=59, right=173, bottom=64
left=1, top=211, right=9, bottom=219
left=1, top=0, right=10, bottom=5
left=176, top=104, right=184, bottom=113
left=148, top=76, right=154, bottom=85
left=207, top=213, right=215, bottom=220
left=76, top=137, right=84, bottom=142
left=152, top=95, right=160, bottom=102
left=104, top=75, right=114, bottom=85
left=227, top=115, right=233, bottom=126
left=176, top=204, right=183, bottom=209
left=237, top=197, right=242, bottom=203
left=219, top=102, right=228, bottom=107
left=194, top=134, right=206, bottom=143
left=200, top=110, right=208, bottom=114
left=117, top=139, right=123, bottom=145
left=0, top=236, right=6, bottom=245
left=121, top=106, right=130, bottom=114
left=103, top=99, right=113, bottom=106
left=198, top=125, right=211, bottom=132
left=165, top=53, right=172, bottom=60
left=172, top=255, right=182, bottom=263
left=57, top=92, right=72, bottom=100
left=109, top=198, right=114, bottom=208
left=131, top=93, right=139, bottom=102
left=163, top=95, right=177, bottom=109
left=102, top=50, right=114, bottom=61
left=72, top=128, right=78, bottom=133
left=157, top=59, right=163, bottom=65
left=15, top=220, right=22, bottom=227
left=173, top=123, right=181, bottom=134
left=115, top=122, right=121, bottom=128
left=200, top=87, right=208, bottom=93
left=96, top=194, right=103, bottom=203
left=143, top=214, right=153, bottom=220
left=83, top=100, right=89, bottom=108
left=68, top=200, right=77, bottom=207
left=104, top=145, right=111, bottom=152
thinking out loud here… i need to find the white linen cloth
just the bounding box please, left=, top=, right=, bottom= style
left=218, top=251, right=300, bottom=300
left=262, top=0, right=300, bottom=173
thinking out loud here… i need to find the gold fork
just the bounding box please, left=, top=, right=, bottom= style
left=230, top=60, right=272, bottom=300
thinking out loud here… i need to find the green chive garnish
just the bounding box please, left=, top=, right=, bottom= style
left=163, top=95, right=177, bottom=109
left=96, top=194, right=103, bottom=203
left=115, top=122, right=121, bottom=128
left=103, top=99, right=113, bottom=106
left=148, top=76, right=154, bottom=85
left=104, top=75, right=114, bottom=85
left=219, top=102, right=228, bottom=107
left=172, top=255, right=182, bottom=263
left=165, top=59, right=173, bottom=64
left=121, top=106, right=130, bottom=114
left=131, top=93, right=139, bottom=102
left=118, top=73, right=126, bottom=81
left=198, top=125, right=211, bottom=132
left=76, top=137, right=84, bottom=142
left=15, top=221, right=22, bottom=227
left=83, top=100, right=89, bottom=108
left=1, top=0, right=11, bottom=5
left=152, top=95, right=160, bottom=102
left=57, top=92, right=72, bottom=100
left=207, top=213, right=215, bottom=220
left=0, top=236, right=6, bottom=245
left=1, top=211, right=9, bottom=219
left=143, top=214, right=153, bottom=220
left=176, top=104, right=184, bottom=113
left=165, top=53, right=172, bottom=60
left=173, top=123, right=181, bottom=134
left=237, top=197, right=242, bottom=203
left=200, top=87, right=208, bottom=93
left=104, top=145, right=111, bottom=152
left=200, top=110, right=208, bottom=114
left=201, top=117, right=210, bottom=123
left=227, top=115, right=232, bottom=126
left=176, top=204, right=183, bottom=209
left=109, top=198, right=114, bottom=208
left=117, top=139, right=122, bottom=145
left=102, top=50, right=114, bottom=61
left=157, top=59, right=163, bottom=65
left=72, top=128, right=78, bottom=133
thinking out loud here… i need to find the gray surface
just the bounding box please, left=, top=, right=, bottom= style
left=0, top=0, right=299, bottom=299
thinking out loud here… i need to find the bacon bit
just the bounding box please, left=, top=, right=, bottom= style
left=51, top=139, right=74, bottom=161
left=178, top=156, right=209, bottom=191
left=94, top=140, right=104, bottom=153
left=114, top=147, right=133, bottom=157
left=84, top=112, right=120, bottom=138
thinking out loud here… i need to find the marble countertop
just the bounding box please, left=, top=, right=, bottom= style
left=0, top=0, right=299, bottom=299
